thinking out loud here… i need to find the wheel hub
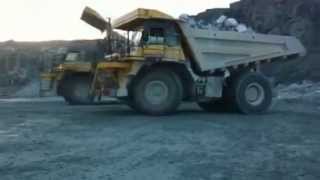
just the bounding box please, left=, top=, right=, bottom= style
left=144, top=80, right=169, bottom=105
left=245, top=83, right=265, bottom=106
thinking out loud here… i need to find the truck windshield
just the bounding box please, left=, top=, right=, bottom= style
left=142, top=28, right=165, bottom=45
left=141, top=28, right=180, bottom=46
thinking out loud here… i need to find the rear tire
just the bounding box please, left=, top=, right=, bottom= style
left=230, top=72, right=272, bottom=114
left=132, top=69, right=183, bottom=115
left=60, top=76, right=94, bottom=105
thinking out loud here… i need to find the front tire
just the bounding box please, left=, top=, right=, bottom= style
left=132, top=69, right=183, bottom=115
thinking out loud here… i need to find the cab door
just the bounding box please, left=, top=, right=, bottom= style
left=164, top=33, right=185, bottom=61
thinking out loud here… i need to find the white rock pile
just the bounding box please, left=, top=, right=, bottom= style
left=179, top=14, right=255, bottom=33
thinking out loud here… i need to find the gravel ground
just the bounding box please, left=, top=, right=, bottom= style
left=0, top=99, right=319, bottom=180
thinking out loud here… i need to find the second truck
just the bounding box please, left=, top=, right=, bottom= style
left=41, top=7, right=306, bottom=115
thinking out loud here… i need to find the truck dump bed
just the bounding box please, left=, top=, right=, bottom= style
left=179, top=22, right=306, bottom=72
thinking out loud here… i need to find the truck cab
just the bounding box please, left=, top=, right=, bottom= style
left=128, top=21, right=185, bottom=62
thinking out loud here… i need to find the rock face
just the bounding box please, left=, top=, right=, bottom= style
left=195, top=0, right=320, bottom=83
left=229, top=0, right=320, bottom=48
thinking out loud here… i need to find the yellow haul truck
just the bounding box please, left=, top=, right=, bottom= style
left=41, top=7, right=306, bottom=115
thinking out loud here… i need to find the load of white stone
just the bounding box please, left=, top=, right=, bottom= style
left=179, top=14, right=255, bottom=33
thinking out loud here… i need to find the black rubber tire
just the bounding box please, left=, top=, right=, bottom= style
left=132, top=69, right=183, bottom=116
left=229, top=72, right=272, bottom=114
left=60, top=76, right=94, bottom=105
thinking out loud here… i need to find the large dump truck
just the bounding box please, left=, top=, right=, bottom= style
left=41, top=7, right=306, bottom=115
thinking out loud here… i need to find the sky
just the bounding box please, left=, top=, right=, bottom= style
left=0, top=0, right=237, bottom=42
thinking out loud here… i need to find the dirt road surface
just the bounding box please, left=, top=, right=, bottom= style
left=0, top=98, right=319, bottom=180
